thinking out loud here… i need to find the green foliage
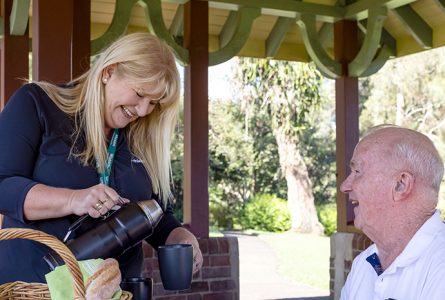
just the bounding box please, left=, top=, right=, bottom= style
left=232, top=58, right=322, bottom=136
left=317, top=203, right=337, bottom=236
left=170, top=102, right=184, bottom=222
left=209, top=186, right=244, bottom=230
left=240, top=194, right=291, bottom=232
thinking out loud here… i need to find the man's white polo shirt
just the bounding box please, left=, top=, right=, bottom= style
left=340, top=210, right=445, bottom=300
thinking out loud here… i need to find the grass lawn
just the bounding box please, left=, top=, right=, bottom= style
left=258, top=231, right=330, bottom=291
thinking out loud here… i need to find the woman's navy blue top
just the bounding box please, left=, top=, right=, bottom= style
left=0, top=83, right=181, bottom=283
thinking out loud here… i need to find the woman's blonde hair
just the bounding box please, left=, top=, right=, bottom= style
left=35, top=32, right=180, bottom=206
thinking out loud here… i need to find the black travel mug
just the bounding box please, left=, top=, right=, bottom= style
left=44, top=200, right=163, bottom=269
left=120, top=277, right=152, bottom=300
left=157, top=244, right=193, bottom=290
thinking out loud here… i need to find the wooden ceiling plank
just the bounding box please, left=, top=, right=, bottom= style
left=10, top=0, right=30, bottom=35
left=344, top=0, right=417, bottom=20
left=392, top=4, right=432, bottom=48
left=169, top=4, right=184, bottom=36
left=209, top=6, right=260, bottom=65
left=265, top=17, right=293, bottom=58
left=297, top=13, right=341, bottom=78
left=431, top=0, right=445, bottom=14
left=208, top=0, right=343, bottom=22
left=348, top=6, right=387, bottom=76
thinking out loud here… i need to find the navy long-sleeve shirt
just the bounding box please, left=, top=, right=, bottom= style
left=0, top=83, right=181, bottom=283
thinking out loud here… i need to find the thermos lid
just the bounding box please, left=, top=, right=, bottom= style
left=137, top=200, right=163, bottom=228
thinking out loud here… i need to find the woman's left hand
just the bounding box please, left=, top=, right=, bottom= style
left=165, top=227, right=203, bottom=274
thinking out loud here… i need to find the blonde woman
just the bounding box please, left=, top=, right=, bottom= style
left=0, top=33, right=202, bottom=283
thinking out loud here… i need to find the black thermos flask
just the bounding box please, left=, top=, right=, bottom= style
left=44, top=200, right=163, bottom=270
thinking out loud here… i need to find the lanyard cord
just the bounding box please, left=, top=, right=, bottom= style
left=97, top=128, right=119, bottom=186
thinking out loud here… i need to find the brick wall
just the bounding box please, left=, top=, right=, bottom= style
left=329, top=232, right=372, bottom=300
left=141, top=236, right=240, bottom=299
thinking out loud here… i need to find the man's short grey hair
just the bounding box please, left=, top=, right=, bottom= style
left=364, top=124, right=444, bottom=192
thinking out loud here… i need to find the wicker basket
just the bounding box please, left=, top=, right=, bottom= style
left=0, top=228, right=132, bottom=300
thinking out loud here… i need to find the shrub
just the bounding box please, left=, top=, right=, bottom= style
left=241, top=194, right=291, bottom=232
left=317, top=203, right=337, bottom=236
left=209, top=187, right=244, bottom=230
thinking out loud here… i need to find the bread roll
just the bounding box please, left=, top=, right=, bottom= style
left=85, top=258, right=121, bottom=300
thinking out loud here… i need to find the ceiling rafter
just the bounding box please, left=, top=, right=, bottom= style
left=141, top=0, right=189, bottom=64
left=392, top=4, right=432, bottom=49
left=297, top=14, right=341, bottom=78
left=207, top=0, right=343, bottom=22
left=84, top=0, right=445, bottom=74
left=318, top=23, right=333, bottom=48
left=91, top=0, right=139, bottom=55
left=219, top=11, right=238, bottom=48
left=266, top=17, right=293, bottom=58
left=344, top=0, right=417, bottom=20
left=348, top=6, right=388, bottom=76
left=169, top=4, right=184, bottom=37
left=209, top=6, right=261, bottom=66
left=359, top=20, right=396, bottom=56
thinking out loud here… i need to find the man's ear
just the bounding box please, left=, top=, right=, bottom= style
left=393, top=171, right=414, bottom=201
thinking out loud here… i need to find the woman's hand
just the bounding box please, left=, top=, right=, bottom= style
left=23, top=183, right=129, bottom=221
left=68, top=183, right=130, bottom=218
left=165, top=227, right=203, bottom=274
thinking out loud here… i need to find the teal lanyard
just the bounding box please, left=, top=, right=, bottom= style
left=97, top=128, right=119, bottom=185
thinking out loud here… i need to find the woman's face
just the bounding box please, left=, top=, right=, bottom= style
left=102, top=65, right=164, bottom=136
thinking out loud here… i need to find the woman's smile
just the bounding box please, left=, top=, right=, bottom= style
left=121, top=105, right=136, bottom=119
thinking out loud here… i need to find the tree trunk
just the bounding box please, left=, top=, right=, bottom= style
left=274, top=127, right=324, bottom=234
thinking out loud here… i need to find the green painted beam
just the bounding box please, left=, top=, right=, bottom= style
left=360, top=44, right=392, bottom=76
left=344, top=0, right=417, bottom=21
left=266, top=17, right=293, bottom=58
left=431, top=0, right=445, bottom=14
left=318, top=0, right=342, bottom=48
left=208, top=0, right=343, bottom=22
left=359, top=19, right=396, bottom=55
left=219, top=11, right=238, bottom=48
left=392, top=5, right=432, bottom=49
left=91, top=0, right=138, bottom=55
left=318, top=23, right=333, bottom=48
left=10, top=0, right=30, bottom=36
left=209, top=6, right=260, bottom=66
left=348, top=6, right=387, bottom=77
left=169, top=4, right=184, bottom=37
left=297, top=14, right=341, bottom=78
left=141, top=0, right=189, bottom=64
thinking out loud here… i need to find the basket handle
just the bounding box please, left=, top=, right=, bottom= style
left=0, top=228, right=85, bottom=299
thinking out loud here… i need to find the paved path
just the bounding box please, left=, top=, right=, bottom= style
left=224, top=232, right=330, bottom=300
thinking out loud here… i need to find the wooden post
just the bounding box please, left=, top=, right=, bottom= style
left=71, top=0, right=91, bottom=79
left=334, top=20, right=360, bottom=232
left=32, top=0, right=73, bottom=83
left=0, top=0, right=29, bottom=109
left=183, top=0, right=209, bottom=237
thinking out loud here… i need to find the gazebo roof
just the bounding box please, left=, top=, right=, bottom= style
left=87, top=0, right=445, bottom=77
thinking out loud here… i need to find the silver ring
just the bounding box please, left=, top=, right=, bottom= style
left=95, top=202, right=103, bottom=210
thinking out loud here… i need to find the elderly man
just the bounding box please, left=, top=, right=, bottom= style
left=340, top=125, right=445, bottom=300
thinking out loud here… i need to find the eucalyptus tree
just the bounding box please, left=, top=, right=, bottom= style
left=231, top=57, right=324, bottom=233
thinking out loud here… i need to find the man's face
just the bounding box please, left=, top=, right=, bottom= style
left=340, top=137, right=395, bottom=237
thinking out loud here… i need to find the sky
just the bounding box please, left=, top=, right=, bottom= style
left=208, top=59, right=233, bottom=100
left=178, top=59, right=234, bottom=101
